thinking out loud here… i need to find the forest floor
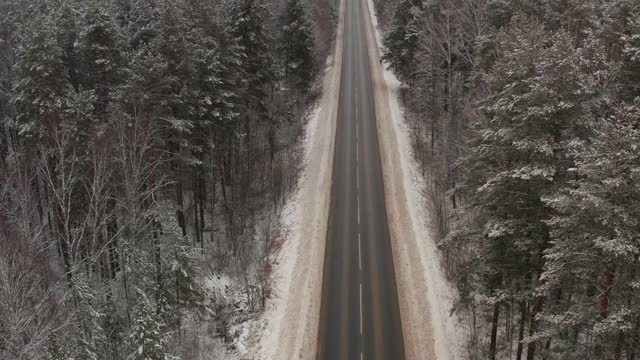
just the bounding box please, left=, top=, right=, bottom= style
left=363, top=0, right=469, bottom=358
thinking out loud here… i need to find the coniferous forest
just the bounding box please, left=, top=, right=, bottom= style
left=0, top=0, right=334, bottom=358
left=378, top=0, right=640, bottom=359
left=3, top=0, right=640, bottom=358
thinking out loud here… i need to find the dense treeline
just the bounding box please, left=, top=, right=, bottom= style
left=0, top=0, right=333, bottom=358
left=379, top=0, right=640, bottom=359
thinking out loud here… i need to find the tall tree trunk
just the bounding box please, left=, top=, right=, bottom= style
left=33, top=172, right=44, bottom=223
left=541, top=289, right=562, bottom=360
left=614, top=331, right=624, bottom=360
left=122, top=253, right=131, bottom=326
left=193, top=167, right=201, bottom=248
left=199, top=168, right=206, bottom=248
left=601, top=269, right=615, bottom=318
left=0, top=124, right=7, bottom=159
left=490, top=302, right=500, bottom=360
left=629, top=317, right=639, bottom=360
left=153, top=229, right=162, bottom=292
left=527, top=296, right=544, bottom=360
left=173, top=138, right=187, bottom=237
left=516, top=300, right=527, bottom=360
left=176, top=178, right=186, bottom=237
left=622, top=258, right=638, bottom=360
left=107, top=199, right=119, bottom=278
left=210, top=159, right=217, bottom=245
left=54, top=205, right=73, bottom=283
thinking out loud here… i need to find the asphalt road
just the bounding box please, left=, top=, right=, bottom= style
left=316, top=0, right=405, bottom=357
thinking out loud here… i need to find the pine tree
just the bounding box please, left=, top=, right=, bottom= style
left=280, top=0, right=315, bottom=89
left=540, top=100, right=640, bottom=359
left=621, top=11, right=640, bottom=99
left=126, top=290, right=176, bottom=360
left=228, top=0, right=274, bottom=104
left=485, top=0, right=597, bottom=34
left=76, top=1, right=125, bottom=119
left=154, top=200, right=204, bottom=310
left=71, top=279, right=109, bottom=360
left=54, top=3, right=81, bottom=91
left=125, top=0, right=160, bottom=50
left=382, top=0, right=422, bottom=79
left=455, top=16, right=598, bottom=358
left=12, top=16, right=70, bottom=138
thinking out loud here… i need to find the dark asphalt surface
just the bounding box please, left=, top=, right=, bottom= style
left=316, top=0, right=405, bottom=358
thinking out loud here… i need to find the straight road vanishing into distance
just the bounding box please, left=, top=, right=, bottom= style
left=316, top=0, right=405, bottom=357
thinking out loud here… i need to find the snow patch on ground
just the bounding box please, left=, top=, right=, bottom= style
left=237, top=1, right=345, bottom=357
left=363, top=0, right=469, bottom=358
left=203, top=273, right=235, bottom=298
left=193, top=273, right=252, bottom=360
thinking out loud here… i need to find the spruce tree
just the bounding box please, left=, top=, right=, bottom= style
left=71, top=279, right=109, bottom=360
left=229, top=0, right=274, bottom=104
left=280, top=0, right=315, bottom=89
left=126, top=290, right=175, bottom=360
left=541, top=100, right=640, bottom=359
left=55, top=4, right=81, bottom=91
left=456, top=16, right=598, bottom=358
left=12, top=16, right=70, bottom=138
left=76, top=1, right=125, bottom=119
left=621, top=11, right=640, bottom=99
left=382, top=0, right=422, bottom=79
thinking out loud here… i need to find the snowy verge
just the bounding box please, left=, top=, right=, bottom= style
left=238, top=0, right=346, bottom=358
left=361, top=0, right=468, bottom=359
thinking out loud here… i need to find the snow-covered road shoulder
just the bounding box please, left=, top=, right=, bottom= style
left=361, top=0, right=468, bottom=358
left=239, top=1, right=345, bottom=358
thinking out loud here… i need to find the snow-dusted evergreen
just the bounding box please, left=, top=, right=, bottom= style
left=280, top=0, right=315, bottom=88
left=0, top=0, right=333, bottom=358
left=381, top=0, right=422, bottom=79
left=378, top=0, right=640, bottom=358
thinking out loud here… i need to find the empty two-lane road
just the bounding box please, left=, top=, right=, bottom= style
left=316, top=0, right=405, bottom=357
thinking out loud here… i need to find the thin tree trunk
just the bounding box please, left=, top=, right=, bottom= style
left=629, top=317, right=639, bottom=360
left=516, top=300, right=526, bottom=360
left=527, top=297, right=544, bottom=360
left=176, top=178, right=186, bottom=237
left=122, top=253, right=131, bottom=326
left=490, top=302, right=500, bottom=360
left=153, top=228, right=162, bottom=294
left=199, top=169, right=206, bottom=249
left=193, top=168, right=200, bottom=248
left=210, top=160, right=217, bottom=244
left=601, top=269, right=615, bottom=318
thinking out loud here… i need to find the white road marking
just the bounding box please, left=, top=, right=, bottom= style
left=355, top=86, right=358, bottom=117
left=357, top=196, right=360, bottom=225
left=358, top=233, right=362, bottom=271
left=355, top=87, right=359, bottom=161
left=356, top=61, right=364, bottom=349
left=359, top=283, right=363, bottom=335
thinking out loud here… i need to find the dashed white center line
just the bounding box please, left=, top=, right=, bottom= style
left=359, top=283, right=363, bottom=335
left=355, top=86, right=358, bottom=117
left=356, top=78, right=364, bottom=360
left=358, top=233, right=362, bottom=271
left=355, top=88, right=359, bottom=161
